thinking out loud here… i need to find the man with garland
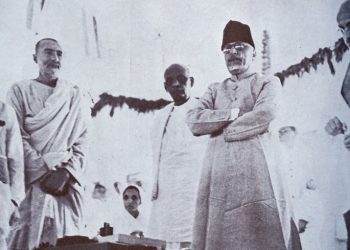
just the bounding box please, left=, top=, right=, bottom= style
left=7, top=38, right=90, bottom=249
left=148, top=64, right=207, bottom=250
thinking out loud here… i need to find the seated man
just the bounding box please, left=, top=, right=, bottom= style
left=0, top=101, right=24, bottom=250
left=82, top=182, right=113, bottom=238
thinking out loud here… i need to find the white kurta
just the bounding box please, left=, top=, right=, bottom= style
left=148, top=98, right=207, bottom=243
left=7, top=79, right=90, bottom=250
left=279, top=134, right=325, bottom=250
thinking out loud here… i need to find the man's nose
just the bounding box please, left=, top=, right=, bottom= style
left=229, top=47, right=239, bottom=55
left=51, top=52, right=60, bottom=61
left=173, top=80, right=181, bottom=86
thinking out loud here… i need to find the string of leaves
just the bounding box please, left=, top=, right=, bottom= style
left=92, top=38, right=348, bottom=116
left=91, top=93, right=171, bottom=117
left=262, top=30, right=271, bottom=75
left=275, top=38, right=348, bottom=85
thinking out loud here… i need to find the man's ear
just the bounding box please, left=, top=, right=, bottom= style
left=33, top=54, right=37, bottom=63
left=189, top=77, right=194, bottom=87
left=164, top=82, right=169, bottom=92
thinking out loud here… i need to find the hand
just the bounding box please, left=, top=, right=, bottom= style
left=325, top=117, right=347, bottom=136
left=40, top=168, right=71, bottom=196
left=9, top=200, right=20, bottom=226
left=344, top=134, right=350, bottom=151
left=151, top=183, right=158, bottom=201
left=130, top=230, right=144, bottom=238
left=298, top=219, right=308, bottom=233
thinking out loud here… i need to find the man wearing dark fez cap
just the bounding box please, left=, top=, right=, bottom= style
left=187, top=21, right=301, bottom=249
left=148, top=64, right=207, bottom=250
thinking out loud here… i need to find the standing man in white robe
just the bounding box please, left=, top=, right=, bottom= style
left=7, top=38, right=90, bottom=249
left=0, top=101, right=24, bottom=250
left=148, top=64, right=207, bottom=250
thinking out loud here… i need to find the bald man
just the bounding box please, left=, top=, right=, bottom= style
left=148, top=64, right=207, bottom=250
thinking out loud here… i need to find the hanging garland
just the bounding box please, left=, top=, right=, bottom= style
left=275, top=38, right=348, bottom=85
left=262, top=30, right=271, bottom=75
left=91, top=93, right=171, bottom=117
left=92, top=38, right=348, bottom=116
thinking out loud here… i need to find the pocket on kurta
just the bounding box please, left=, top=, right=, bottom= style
left=0, top=155, right=9, bottom=184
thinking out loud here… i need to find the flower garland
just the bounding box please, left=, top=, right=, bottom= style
left=92, top=38, right=348, bottom=116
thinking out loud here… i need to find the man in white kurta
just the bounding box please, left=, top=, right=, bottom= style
left=0, top=101, right=24, bottom=250
left=278, top=126, right=327, bottom=250
left=148, top=64, right=206, bottom=250
left=7, top=38, right=90, bottom=249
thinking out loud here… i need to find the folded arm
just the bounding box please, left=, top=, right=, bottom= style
left=223, top=76, right=281, bottom=141
left=186, top=83, right=235, bottom=135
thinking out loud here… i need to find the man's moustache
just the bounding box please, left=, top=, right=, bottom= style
left=48, top=63, right=60, bottom=68
left=228, top=57, right=242, bottom=63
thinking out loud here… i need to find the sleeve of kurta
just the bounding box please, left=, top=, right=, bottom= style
left=6, top=105, right=25, bottom=205
left=63, top=91, right=90, bottom=185
left=7, top=85, right=48, bottom=185
left=223, top=76, right=282, bottom=141
left=186, top=83, right=233, bottom=135
left=64, top=128, right=88, bottom=185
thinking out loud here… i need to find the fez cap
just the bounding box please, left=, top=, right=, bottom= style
left=221, top=20, right=255, bottom=50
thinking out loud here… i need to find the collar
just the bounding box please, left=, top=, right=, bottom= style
left=230, top=69, right=256, bottom=82
left=173, top=97, right=196, bottom=110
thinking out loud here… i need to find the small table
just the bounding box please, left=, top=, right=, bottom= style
left=45, top=242, right=157, bottom=250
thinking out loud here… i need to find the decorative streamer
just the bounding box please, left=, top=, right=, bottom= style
left=93, top=16, right=101, bottom=58
left=40, top=0, right=45, bottom=11
left=91, top=93, right=171, bottom=117
left=26, top=0, right=34, bottom=29
left=262, top=30, right=271, bottom=75
left=274, top=38, right=348, bottom=85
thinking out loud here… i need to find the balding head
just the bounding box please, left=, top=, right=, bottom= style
left=164, top=63, right=190, bottom=79
left=35, top=38, right=60, bottom=54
